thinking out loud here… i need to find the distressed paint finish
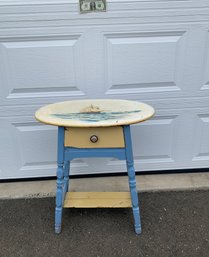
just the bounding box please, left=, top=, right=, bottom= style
left=35, top=99, right=154, bottom=127
left=55, top=126, right=65, bottom=234
left=37, top=100, right=154, bottom=234
left=54, top=124, right=142, bottom=234
left=64, top=126, right=125, bottom=148
left=64, top=147, right=126, bottom=161
left=123, top=125, right=141, bottom=234
left=63, top=161, right=70, bottom=194
left=64, top=192, right=132, bottom=208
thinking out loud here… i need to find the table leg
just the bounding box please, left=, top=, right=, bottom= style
left=123, top=125, right=142, bottom=235
left=55, top=163, right=64, bottom=234
left=55, top=126, right=65, bottom=234
left=64, top=161, right=70, bottom=194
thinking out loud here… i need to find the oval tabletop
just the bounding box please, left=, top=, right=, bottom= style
left=35, top=99, right=155, bottom=127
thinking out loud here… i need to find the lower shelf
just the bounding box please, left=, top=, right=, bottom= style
left=63, top=192, right=132, bottom=208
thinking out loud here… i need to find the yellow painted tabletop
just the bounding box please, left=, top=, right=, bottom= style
left=35, top=99, right=155, bottom=127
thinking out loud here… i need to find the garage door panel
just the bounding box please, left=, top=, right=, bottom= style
left=131, top=115, right=178, bottom=163
left=0, top=118, right=18, bottom=178
left=104, top=31, right=186, bottom=95
left=103, top=113, right=180, bottom=173
left=0, top=117, right=58, bottom=178
left=0, top=35, right=85, bottom=102
left=201, top=30, right=209, bottom=91
left=0, top=116, right=99, bottom=179
left=192, top=114, right=209, bottom=162
left=12, top=122, right=57, bottom=168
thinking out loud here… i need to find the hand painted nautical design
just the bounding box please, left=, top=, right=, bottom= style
left=51, top=104, right=141, bottom=122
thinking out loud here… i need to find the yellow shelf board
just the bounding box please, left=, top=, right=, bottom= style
left=63, top=192, right=132, bottom=208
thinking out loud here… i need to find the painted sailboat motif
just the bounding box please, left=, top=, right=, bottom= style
left=80, top=104, right=102, bottom=113
left=51, top=104, right=141, bottom=122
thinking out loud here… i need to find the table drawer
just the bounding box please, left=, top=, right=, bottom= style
left=64, top=126, right=125, bottom=148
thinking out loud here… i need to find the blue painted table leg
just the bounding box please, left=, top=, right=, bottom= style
left=63, top=161, right=70, bottom=194
left=55, top=127, right=65, bottom=234
left=55, top=163, right=64, bottom=234
left=123, top=125, right=142, bottom=235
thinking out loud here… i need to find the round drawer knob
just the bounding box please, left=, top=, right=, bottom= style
left=90, top=135, right=98, bottom=143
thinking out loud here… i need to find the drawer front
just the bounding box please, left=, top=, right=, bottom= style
left=64, top=126, right=125, bottom=148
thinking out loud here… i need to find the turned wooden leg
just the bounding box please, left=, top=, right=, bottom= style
left=55, top=126, right=65, bottom=234
left=123, top=125, right=142, bottom=235
left=64, top=161, right=70, bottom=194
left=55, top=163, right=64, bottom=234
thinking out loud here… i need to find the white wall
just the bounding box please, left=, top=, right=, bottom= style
left=0, top=0, right=209, bottom=179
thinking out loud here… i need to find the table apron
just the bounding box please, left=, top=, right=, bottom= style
left=64, top=147, right=126, bottom=161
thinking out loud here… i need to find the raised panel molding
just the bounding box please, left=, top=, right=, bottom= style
left=104, top=31, right=186, bottom=95
left=192, top=114, right=209, bottom=161
left=107, top=115, right=178, bottom=171
left=201, top=30, right=209, bottom=91
left=0, top=35, right=85, bottom=100
left=12, top=122, right=57, bottom=172
left=0, top=117, right=92, bottom=179
left=132, top=115, right=178, bottom=163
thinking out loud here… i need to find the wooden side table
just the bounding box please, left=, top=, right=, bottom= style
left=35, top=99, right=154, bottom=234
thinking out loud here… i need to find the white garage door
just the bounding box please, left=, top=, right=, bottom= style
left=1, top=0, right=209, bottom=179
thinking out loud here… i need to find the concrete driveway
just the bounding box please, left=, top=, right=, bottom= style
left=0, top=190, right=208, bottom=257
